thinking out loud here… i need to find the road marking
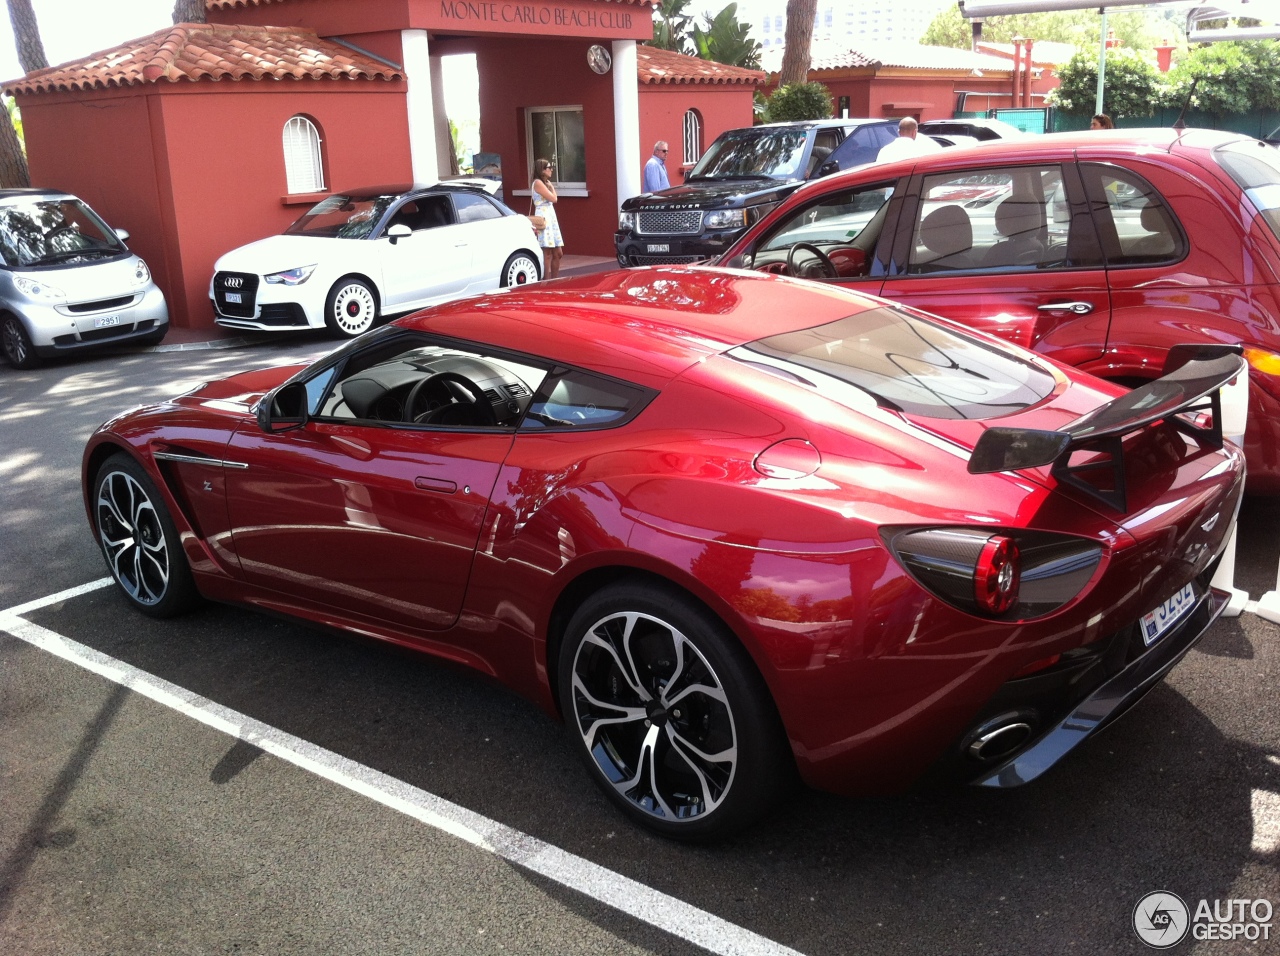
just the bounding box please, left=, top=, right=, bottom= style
left=1, top=582, right=806, bottom=956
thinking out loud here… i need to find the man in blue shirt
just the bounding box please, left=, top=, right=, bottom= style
left=643, top=141, right=671, bottom=193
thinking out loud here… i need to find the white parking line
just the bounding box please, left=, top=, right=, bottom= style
left=1, top=581, right=806, bottom=956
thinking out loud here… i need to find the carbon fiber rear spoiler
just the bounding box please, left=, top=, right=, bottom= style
left=968, top=344, right=1245, bottom=511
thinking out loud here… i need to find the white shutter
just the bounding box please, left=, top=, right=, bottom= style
left=283, top=116, right=325, bottom=194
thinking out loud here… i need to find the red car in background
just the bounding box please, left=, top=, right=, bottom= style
left=719, top=128, right=1280, bottom=492
left=84, top=270, right=1242, bottom=839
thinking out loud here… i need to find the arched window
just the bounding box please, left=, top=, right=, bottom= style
left=682, top=110, right=703, bottom=166
left=283, top=115, right=325, bottom=194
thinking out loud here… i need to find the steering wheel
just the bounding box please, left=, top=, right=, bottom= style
left=787, top=241, right=838, bottom=279
left=403, top=372, right=497, bottom=426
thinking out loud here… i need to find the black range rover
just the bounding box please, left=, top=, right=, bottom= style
left=615, top=118, right=898, bottom=266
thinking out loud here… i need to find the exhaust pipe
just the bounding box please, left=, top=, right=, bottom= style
left=964, top=711, right=1038, bottom=764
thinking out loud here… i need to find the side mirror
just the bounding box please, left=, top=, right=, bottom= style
left=258, top=381, right=309, bottom=433
left=114, top=227, right=130, bottom=243
left=387, top=223, right=411, bottom=245
left=817, top=160, right=839, bottom=178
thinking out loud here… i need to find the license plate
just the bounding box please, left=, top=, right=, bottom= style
left=225, top=292, right=242, bottom=304
left=646, top=243, right=670, bottom=253
left=93, top=314, right=120, bottom=328
left=1140, top=583, right=1197, bottom=647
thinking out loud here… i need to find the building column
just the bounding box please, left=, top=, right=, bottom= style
left=402, top=29, right=440, bottom=184
left=429, top=54, right=455, bottom=177
left=612, top=40, right=640, bottom=208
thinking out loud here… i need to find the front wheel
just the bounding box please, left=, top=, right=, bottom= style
left=558, top=581, right=792, bottom=840
left=93, top=454, right=200, bottom=618
left=324, top=278, right=378, bottom=338
left=1, top=314, right=39, bottom=369
left=501, top=252, right=541, bottom=287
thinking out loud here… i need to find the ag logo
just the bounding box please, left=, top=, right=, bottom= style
left=1134, top=891, right=1190, bottom=948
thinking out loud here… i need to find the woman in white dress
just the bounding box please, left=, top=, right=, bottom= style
left=531, top=158, right=564, bottom=279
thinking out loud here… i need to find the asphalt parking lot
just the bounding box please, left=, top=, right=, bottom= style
left=2, top=338, right=1278, bottom=955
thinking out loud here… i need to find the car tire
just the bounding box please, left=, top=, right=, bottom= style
left=93, top=454, right=200, bottom=618
left=558, top=580, right=793, bottom=841
left=1, top=314, right=40, bottom=369
left=324, top=278, right=379, bottom=338
left=501, top=252, right=540, bottom=287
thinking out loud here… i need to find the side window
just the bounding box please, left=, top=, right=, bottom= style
left=807, top=128, right=841, bottom=176
left=454, top=192, right=503, bottom=223
left=683, top=110, right=703, bottom=166
left=385, top=195, right=454, bottom=233
left=733, top=180, right=900, bottom=280
left=521, top=369, right=653, bottom=431
left=283, top=115, right=325, bottom=194
left=907, top=165, right=1072, bottom=275
left=312, top=333, right=545, bottom=429
left=827, top=124, right=896, bottom=172
left=1080, top=164, right=1186, bottom=265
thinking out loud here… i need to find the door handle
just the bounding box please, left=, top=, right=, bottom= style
left=1037, top=301, right=1094, bottom=315
left=415, top=476, right=457, bottom=494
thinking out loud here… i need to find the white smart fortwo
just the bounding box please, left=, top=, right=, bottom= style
left=210, top=182, right=543, bottom=338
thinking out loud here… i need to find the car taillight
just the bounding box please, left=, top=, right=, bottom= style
left=884, top=527, right=1102, bottom=620
left=975, top=535, right=1020, bottom=614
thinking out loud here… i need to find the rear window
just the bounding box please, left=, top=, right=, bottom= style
left=730, top=307, right=1056, bottom=420
left=1215, top=139, right=1280, bottom=243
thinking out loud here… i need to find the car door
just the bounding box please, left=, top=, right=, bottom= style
left=378, top=194, right=472, bottom=308
left=450, top=191, right=515, bottom=291
left=877, top=160, right=1112, bottom=370
left=824, top=123, right=898, bottom=173
left=222, top=332, right=528, bottom=633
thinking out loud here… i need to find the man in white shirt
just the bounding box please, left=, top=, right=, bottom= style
left=643, top=141, right=671, bottom=193
left=876, top=118, right=943, bottom=164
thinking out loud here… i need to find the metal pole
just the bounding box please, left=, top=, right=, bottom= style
left=1095, top=9, right=1107, bottom=117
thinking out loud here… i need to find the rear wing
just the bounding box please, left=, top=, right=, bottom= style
left=968, top=344, right=1245, bottom=511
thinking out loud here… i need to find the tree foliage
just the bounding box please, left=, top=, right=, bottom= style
left=651, top=0, right=694, bottom=54
left=763, top=82, right=832, bottom=122
left=778, top=0, right=816, bottom=87
left=1046, top=47, right=1160, bottom=117
left=1160, top=41, right=1280, bottom=113
left=922, top=6, right=1156, bottom=52
left=691, top=3, right=761, bottom=69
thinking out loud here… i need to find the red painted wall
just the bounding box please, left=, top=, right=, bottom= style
left=638, top=85, right=755, bottom=186
left=476, top=37, right=621, bottom=255
left=18, top=80, right=411, bottom=330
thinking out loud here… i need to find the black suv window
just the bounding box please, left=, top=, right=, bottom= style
left=826, top=123, right=897, bottom=172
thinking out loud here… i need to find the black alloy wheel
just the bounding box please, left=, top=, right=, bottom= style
left=559, top=581, right=791, bottom=840
left=1, top=314, right=39, bottom=369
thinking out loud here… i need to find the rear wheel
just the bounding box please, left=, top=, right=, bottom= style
left=558, top=581, right=792, bottom=840
left=324, top=278, right=378, bottom=338
left=501, top=252, right=540, bottom=287
left=1, top=314, right=39, bottom=369
left=93, top=454, right=199, bottom=618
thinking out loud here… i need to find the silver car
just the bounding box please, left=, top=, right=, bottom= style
left=0, top=189, right=168, bottom=369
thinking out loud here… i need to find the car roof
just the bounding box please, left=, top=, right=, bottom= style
left=747, top=118, right=892, bottom=131
left=0, top=187, right=76, bottom=203
left=396, top=267, right=884, bottom=389
left=328, top=183, right=495, bottom=200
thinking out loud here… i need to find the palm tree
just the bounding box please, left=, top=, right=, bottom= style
left=691, top=4, right=761, bottom=70
left=651, top=0, right=694, bottom=54
left=777, top=0, right=817, bottom=87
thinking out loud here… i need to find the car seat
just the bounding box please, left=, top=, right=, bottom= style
left=982, top=198, right=1045, bottom=268
left=915, top=204, right=976, bottom=271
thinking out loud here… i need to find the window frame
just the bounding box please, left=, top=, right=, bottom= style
left=282, top=115, right=326, bottom=195
left=524, top=105, right=587, bottom=192
left=682, top=109, right=703, bottom=167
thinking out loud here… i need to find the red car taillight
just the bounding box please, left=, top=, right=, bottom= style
left=884, top=527, right=1101, bottom=620
left=975, top=535, right=1020, bottom=615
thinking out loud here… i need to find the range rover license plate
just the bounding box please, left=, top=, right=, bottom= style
left=1140, top=582, right=1196, bottom=647
left=225, top=292, right=242, bottom=304
left=646, top=243, right=670, bottom=253
left=94, top=314, right=120, bottom=328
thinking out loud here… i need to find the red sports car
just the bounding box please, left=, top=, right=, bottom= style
left=719, top=128, right=1280, bottom=492
left=84, top=269, right=1243, bottom=839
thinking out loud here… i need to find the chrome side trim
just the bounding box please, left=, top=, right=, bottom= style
left=153, top=450, right=249, bottom=470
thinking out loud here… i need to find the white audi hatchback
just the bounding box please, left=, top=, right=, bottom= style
left=210, top=183, right=543, bottom=338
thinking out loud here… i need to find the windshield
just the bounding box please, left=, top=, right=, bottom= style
left=688, top=128, right=809, bottom=180
left=1214, top=139, right=1280, bottom=245
left=0, top=199, right=126, bottom=268
left=731, top=307, right=1056, bottom=420
left=285, top=194, right=399, bottom=239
